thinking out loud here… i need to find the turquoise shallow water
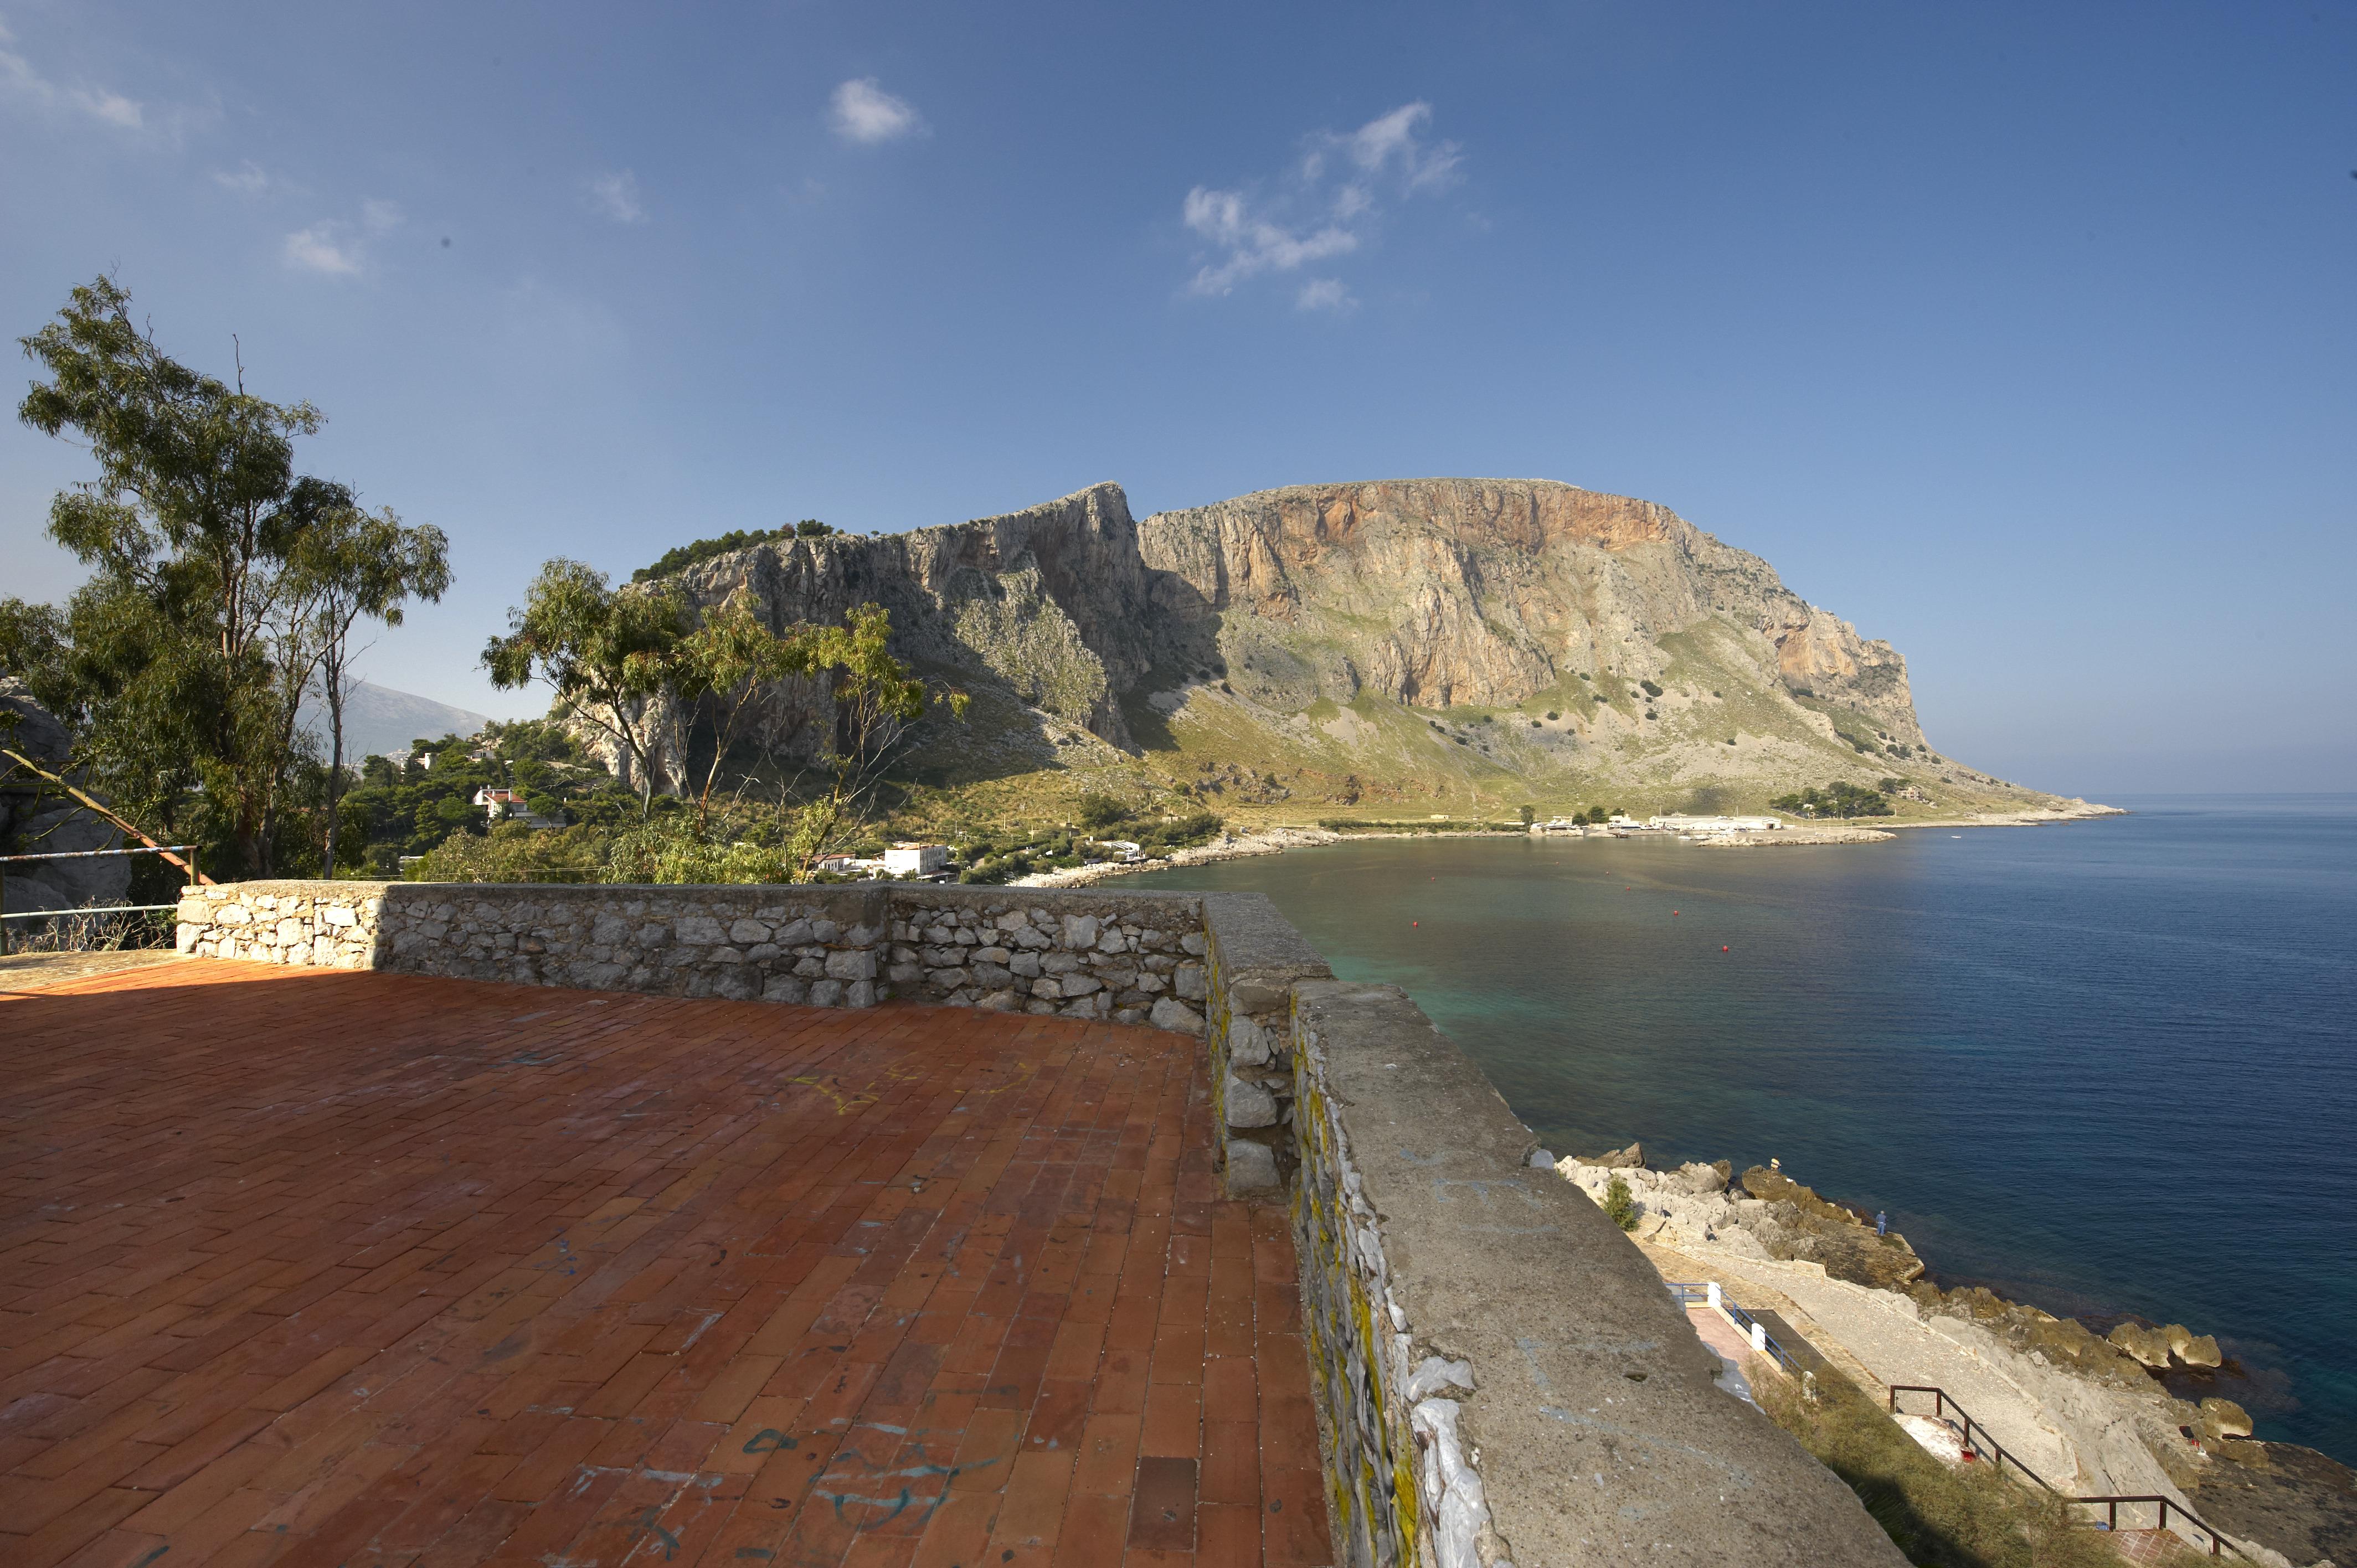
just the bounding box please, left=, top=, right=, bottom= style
left=1133, top=796, right=2357, bottom=1462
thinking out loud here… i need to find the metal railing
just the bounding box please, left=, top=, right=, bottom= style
left=1886, top=1385, right=2055, bottom=1489
left=1887, top=1386, right=2240, bottom=1557
left=0, top=844, right=198, bottom=956
left=1665, top=1281, right=1804, bottom=1377
left=2073, top=1496, right=2232, bottom=1556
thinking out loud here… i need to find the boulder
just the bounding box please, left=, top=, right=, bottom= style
left=1222, top=1137, right=1278, bottom=1194
left=2200, top=1397, right=2253, bottom=1439
left=2107, top=1323, right=2174, bottom=1369
left=2179, top=1333, right=2222, bottom=1369
left=1585, top=1141, right=1645, bottom=1169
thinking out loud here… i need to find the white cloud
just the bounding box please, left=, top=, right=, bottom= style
left=829, top=77, right=925, bottom=144
left=585, top=169, right=645, bottom=224
left=212, top=160, right=277, bottom=197
left=282, top=199, right=399, bottom=276
left=0, top=21, right=143, bottom=128
left=284, top=224, right=363, bottom=276
left=1181, top=101, right=1463, bottom=305
left=1296, top=278, right=1355, bottom=312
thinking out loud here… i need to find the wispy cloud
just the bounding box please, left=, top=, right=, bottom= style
left=284, top=225, right=362, bottom=276
left=283, top=199, right=403, bottom=277
left=212, top=160, right=279, bottom=198
left=1183, top=101, right=1462, bottom=308
left=829, top=78, right=925, bottom=145
left=0, top=19, right=142, bottom=129
left=1296, top=278, right=1355, bottom=313
left=585, top=169, right=645, bottom=224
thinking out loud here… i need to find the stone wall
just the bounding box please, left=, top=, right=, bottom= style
left=177, top=883, right=388, bottom=967
left=882, top=886, right=1211, bottom=1028
left=1277, top=982, right=1907, bottom=1568
left=175, top=881, right=1216, bottom=1030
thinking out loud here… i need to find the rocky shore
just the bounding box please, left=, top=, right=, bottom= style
left=1558, top=1146, right=2354, bottom=1568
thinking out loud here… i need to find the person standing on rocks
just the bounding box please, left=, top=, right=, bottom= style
left=1876, top=1210, right=1888, bottom=1237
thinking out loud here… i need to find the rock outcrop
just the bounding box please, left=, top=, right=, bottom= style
left=0, top=677, right=126, bottom=920
left=602, top=478, right=2062, bottom=812
left=1556, top=1154, right=1927, bottom=1290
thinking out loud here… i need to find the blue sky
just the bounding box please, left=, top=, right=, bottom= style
left=3, top=1, right=2351, bottom=796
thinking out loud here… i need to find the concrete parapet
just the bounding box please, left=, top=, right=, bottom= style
left=1286, top=980, right=1905, bottom=1567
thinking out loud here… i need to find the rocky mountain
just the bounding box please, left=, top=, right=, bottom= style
left=300, top=681, right=492, bottom=765
left=612, top=478, right=2056, bottom=817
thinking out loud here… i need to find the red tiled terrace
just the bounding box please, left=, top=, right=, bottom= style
left=0, top=958, right=1332, bottom=1568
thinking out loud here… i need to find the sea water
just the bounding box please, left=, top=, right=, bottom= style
left=1133, top=795, right=2357, bottom=1463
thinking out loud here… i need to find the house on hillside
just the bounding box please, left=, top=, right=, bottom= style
left=472, top=787, right=559, bottom=829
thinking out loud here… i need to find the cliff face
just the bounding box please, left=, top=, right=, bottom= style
left=613, top=478, right=2026, bottom=811
left=1129, top=478, right=1924, bottom=746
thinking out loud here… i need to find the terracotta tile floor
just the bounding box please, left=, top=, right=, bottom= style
left=0, top=959, right=1332, bottom=1568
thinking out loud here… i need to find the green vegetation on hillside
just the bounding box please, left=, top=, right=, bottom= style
left=1753, top=1364, right=2129, bottom=1567
left=631, top=519, right=833, bottom=584
left=1772, top=781, right=1896, bottom=818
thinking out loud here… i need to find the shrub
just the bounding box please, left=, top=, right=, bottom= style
left=1077, top=792, right=1129, bottom=830
left=1640, top=679, right=1663, bottom=697
left=1602, top=1175, right=1638, bottom=1231
left=1545, top=710, right=1559, bottom=720
left=1753, top=1362, right=2124, bottom=1567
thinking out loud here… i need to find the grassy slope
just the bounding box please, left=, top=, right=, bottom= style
left=860, top=609, right=2067, bottom=840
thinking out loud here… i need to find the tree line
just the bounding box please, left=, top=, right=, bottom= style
left=1, top=277, right=963, bottom=888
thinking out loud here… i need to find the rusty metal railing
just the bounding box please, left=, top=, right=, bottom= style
left=0, top=844, right=198, bottom=956
left=1887, top=1385, right=2241, bottom=1556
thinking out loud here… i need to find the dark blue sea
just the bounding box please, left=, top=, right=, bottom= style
left=1134, top=796, right=2357, bottom=1463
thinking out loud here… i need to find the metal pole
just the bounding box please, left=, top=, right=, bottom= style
left=1, top=855, right=9, bottom=956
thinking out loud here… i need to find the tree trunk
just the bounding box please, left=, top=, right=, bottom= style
left=322, top=664, right=345, bottom=877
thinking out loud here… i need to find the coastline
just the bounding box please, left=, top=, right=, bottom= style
left=1566, top=1154, right=2351, bottom=1567
left=1010, top=799, right=2129, bottom=886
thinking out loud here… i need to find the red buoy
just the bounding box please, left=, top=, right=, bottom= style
left=1722, top=946, right=1730, bottom=952
left=1412, top=920, right=1419, bottom=927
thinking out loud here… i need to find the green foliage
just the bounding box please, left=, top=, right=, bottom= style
left=1877, top=777, right=1908, bottom=794
left=1639, top=679, right=1663, bottom=697
left=1753, top=1365, right=2127, bottom=1567
left=14, top=275, right=447, bottom=877
left=1545, top=710, right=1560, bottom=721
left=483, top=560, right=692, bottom=814
left=631, top=522, right=831, bottom=584
left=339, top=724, right=640, bottom=871
left=1771, top=782, right=1895, bottom=819
left=1602, top=1175, right=1638, bottom=1231
left=953, top=808, right=1220, bottom=884
left=0, top=599, right=75, bottom=723
left=1077, top=792, right=1130, bottom=830
left=1518, top=804, right=1535, bottom=827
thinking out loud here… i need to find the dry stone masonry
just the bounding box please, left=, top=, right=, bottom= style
left=177, top=881, right=1211, bottom=1029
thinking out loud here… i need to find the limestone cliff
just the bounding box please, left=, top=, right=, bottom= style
left=606, top=478, right=2053, bottom=816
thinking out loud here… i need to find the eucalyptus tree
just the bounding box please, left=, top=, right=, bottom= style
left=481, top=560, right=692, bottom=818
left=297, top=504, right=450, bottom=874
left=16, top=275, right=442, bottom=875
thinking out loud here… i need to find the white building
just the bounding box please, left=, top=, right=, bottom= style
left=883, top=842, right=950, bottom=876
left=1648, top=813, right=1783, bottom=833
